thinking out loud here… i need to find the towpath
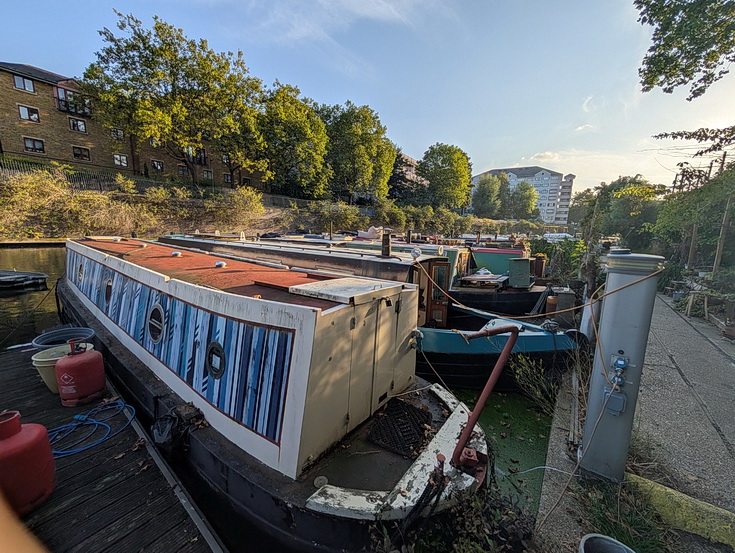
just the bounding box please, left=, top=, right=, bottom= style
left=536, top=294, right=735, bottom=552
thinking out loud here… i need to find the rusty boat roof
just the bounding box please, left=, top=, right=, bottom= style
left=75, top=237, right=339, bottom=310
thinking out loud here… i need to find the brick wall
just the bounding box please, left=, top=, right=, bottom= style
left=0, top=66, right=263, bottom=189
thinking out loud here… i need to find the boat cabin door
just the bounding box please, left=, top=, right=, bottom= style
left=426, top=260, right=450, bottom=328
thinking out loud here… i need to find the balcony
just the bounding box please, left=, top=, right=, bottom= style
left=57, top=99, right=92, bottom=118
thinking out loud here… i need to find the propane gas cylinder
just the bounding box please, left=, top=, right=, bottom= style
left=0, top=411, right=56, bottom=516
left=55, top=339, right=106, bottom=407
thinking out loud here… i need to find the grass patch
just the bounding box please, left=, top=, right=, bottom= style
left=574, top=478, right=676, bottom=553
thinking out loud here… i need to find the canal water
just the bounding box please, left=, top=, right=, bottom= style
left=0, top=246, right=66, bottom=347
left=0, top=245, right=551, bottom=550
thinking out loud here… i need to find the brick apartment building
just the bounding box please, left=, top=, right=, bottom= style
left=0, top=62, right=260, bottom=188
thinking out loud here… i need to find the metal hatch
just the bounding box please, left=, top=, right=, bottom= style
left=289, top=277, right=404, bottom=305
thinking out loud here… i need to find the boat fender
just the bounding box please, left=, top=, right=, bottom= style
left=171, top=251, right=182, bottom=257
left=409, top=329, right=423, bottom=349
left=214, top=261, right=227, bottom=268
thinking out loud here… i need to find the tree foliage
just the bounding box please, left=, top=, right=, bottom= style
left=387, top=153, right=430, bottom=205
left=319, top=101, right=397, bottom=202
left=83, top=12, right=264, bottom=181
left=509, top=181, right=539, bottom=220
left=576, top=175, right=665, bottom=252
left=568, top=189, right=596, bottom=224
left=636, top=0, right=735, bottom=100
left=417, top=143, right=472, bottom=209
left=497, top=173, right=512, bottom=217
left=471, top=173, right=501, bottom=218
left=654, top=168, right=735, bottom=266
left=259, top=83, right=331, bottom=199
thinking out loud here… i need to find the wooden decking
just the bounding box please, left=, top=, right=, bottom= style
left=0, top=347, right=220, bottom=553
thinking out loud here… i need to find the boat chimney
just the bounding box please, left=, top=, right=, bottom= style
left=580, top=249, right=664, bottom=481
left=381, top=230, right=391, bottom=257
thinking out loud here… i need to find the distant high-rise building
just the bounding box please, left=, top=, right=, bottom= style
left=472, top=166, right=574, bottom=224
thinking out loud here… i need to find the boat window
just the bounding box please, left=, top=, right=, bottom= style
left=77, top=263, right=84, bottom=283
left=147, top=303, right=165, bottom=344
left=432, top=265, right=448, bottom=300
left=205, top=342, right=226, bottom=379
left=104, top=279, right=113, bottom=306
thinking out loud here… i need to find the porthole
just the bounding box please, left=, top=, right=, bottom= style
left=104, top=279, right=113, bottom=306
left=147, top=303, right=165, bottom=344
left=205, top=341, right=226, bottom=380
left=77, top=263, right=84, bottom=283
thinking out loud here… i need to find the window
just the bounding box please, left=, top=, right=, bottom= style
left=69, top=118, right=86, bottom=133
left=111, top=128, right=124, bottom=141
left=72, top=146, right=90, bottom=161
left=221, top=154, right=230, bottom=164
left=56, top=87, right=91, bottom=117
left=18, top=105, right=39, bottom=122
left=205, top=342, right=226, bottom=379
left=104, top=279, right=113, bottom=307
left=77, top=263, right=84, bottom=283
left=195, top=148, right=206, bottom=165
left=223, top=173, right=232, bottom=184
left=203, top=169, right=213, bottom=180
left=241, top=177, right=251, bottom=186
left=177, top=165, right=188, bottom=176
left=151, top=160, right=164, bottom=172
left=149, top=137, right=161, bottom=148
left=113, top=154, right=128, bottom=167
left=23, top=137, right=44, bottom=153
left=13, top=75, right=34, bottom=92
left=147, top=303, right=165, bottom=344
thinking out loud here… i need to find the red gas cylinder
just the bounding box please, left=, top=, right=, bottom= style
left=55, top=339, right=106, bottom=407
left=0, top=411, right=56, bottom=516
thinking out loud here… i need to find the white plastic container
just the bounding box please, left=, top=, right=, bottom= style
left=31, top=343, right=94, bottom=394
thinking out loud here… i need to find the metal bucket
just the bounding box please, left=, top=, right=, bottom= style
left=579, top=534, right=636, bottom=553
left=31, top=327, right=95, bottom=349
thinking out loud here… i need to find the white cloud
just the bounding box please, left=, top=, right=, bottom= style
left=529, top=151, right=560, bottom=162
left=244, top=0, right=430, bottom=43
left=575, top=124, right=594, bottom=131
left=582, top=96, right=594, bottom=113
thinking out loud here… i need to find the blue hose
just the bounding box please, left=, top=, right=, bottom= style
left=48, top=400, right=136, bottom=459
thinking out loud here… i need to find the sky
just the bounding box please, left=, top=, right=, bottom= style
left=2, top=0, right=734, bottom=192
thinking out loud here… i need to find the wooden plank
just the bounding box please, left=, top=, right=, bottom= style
left=0, top=349, right=214, bottom=553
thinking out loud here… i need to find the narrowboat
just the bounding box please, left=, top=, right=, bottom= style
left=56, top=237, right=490, bottom=552
left=158, top=235, right=578, bottom=389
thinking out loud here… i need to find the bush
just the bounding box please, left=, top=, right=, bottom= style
left=0, top=169, right=158, bottom=238
left=205, top=187, right=265, bottom=229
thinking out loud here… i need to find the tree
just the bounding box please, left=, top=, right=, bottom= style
left=83, top=12, right=263, bottom=182
left=387, top=152, right=430, bottom=205
left=568, top=189, right=596, bottom=224
left=319, top=101, right=397, bottom=202
left=212, top=92, right=270, bottom=188
left=590, top=175, right=664, bottom=251
left=509, top=181, right=539, bottom=219
left=259, top=83, right=331, bottom=199
left=471, top=173, right=501, bottom=218
left=417, top=143, right=472, bottom=209
left=497, top=173, right=513, bottom=217
left=636, top=0, right=735, bottom=100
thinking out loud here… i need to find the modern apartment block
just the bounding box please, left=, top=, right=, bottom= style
left=472, top=166, right=574, bottom=224
left=0, top=62, right=259, bottom=188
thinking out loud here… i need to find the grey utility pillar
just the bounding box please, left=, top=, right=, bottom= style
left=580, top=249, right=664, bottom=481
